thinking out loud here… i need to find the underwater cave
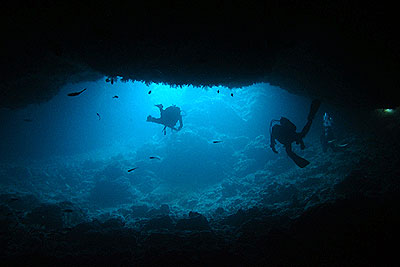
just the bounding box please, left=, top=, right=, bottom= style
left=1, top=1, right=400, bottom=266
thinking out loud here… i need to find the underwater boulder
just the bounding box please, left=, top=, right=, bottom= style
left=141, top=232, right=185, bottom=253
left=58, top=201, right=87, bottom=227
left=142, top=215, right=174, bottom=231
left=236, top=215, right=290, bottom=244
left=233, top=158, right=258, bottom=178
left=231, top=135, right=270, bottom=176
left=242, top=135, right=268, bottom=159
left=116, top=208, right=131, bottom=218
left=71, top=219, right=102, bottom=234
left=214, top=207, right=225, bottom=215
left=146, top=204, right=170, bottom=217
left=221, top=182, right=239, bottom=198
left=22, top=203, right=64, bottom=230
left=286, top=195, right=400, bottom=265
left=155, top=131, right=227, bottom=186
left=222, top=207, right=263, bottom=227
left=0, top=193, right=40, bottom=211
left=176, top=211, right=210, bottom=231
left=134, top=177, right=158, bottom=194
left=234, top=137, right=271, bottom=174
left=130, top=204, right=150, bottom=218
left=334, top=169, right=382, bottom=197
left=303, top=193, right=322, bottom=211
left=0, top=205, right=18, bottom=233
left=95, top=163, right=126, bottom=181
left=102, top=217, right=126, bottom=229
left=262, top=183, right=298, bottom=204
left=88, top=178, right=133, bottom=207
left=298, top=177, right=324, bottom=188
left=253, top=170, right=274, bottom=184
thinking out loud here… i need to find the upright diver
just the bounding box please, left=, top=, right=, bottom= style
left=147, top=104, right=183, bottom=135
left=320, top=112, right=348, bottom=152
left=270, top=99, right=321, bottom=168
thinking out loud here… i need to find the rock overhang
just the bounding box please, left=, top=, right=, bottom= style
left=1, top=1, right=398, bottom=110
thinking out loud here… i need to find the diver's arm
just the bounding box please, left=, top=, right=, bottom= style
left=270, top=133, right=278, bottom=153
left=155, top=104, right=164, bottom=112
left=177, top=116, right=183, bottom=131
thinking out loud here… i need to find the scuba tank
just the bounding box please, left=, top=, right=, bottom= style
left=269, top=117, right=296, bottom=134
left=279, top=117, right=296, bottom=131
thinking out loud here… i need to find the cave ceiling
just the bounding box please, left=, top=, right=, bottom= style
left=1, top=1, right=399, bottom=109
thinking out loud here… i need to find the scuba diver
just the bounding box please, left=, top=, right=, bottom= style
left=320, top=112, right=348, bottom=152
left=270, top=99, right=321, bottom=168
left=146, top=104, right=183, bottom=135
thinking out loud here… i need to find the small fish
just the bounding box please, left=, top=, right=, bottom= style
left=9, top=197, right=19, bottom=202
left=149, top=156, right=160, bottom=160
left=23, top=119, right=33, bottom=122
left=231, top=93, right=233, bottom=97
left=213, top=140, right=223, bottom=143
left=63, top=209, right=73, bottom=213
left=96, top=113, right=101, bottom=120
left=128, top=167, right=138, bottom=172
left=217, top=90, right=220, bottom=93
left=148, top=90, right=152, bottom=94
left=113, top=95, right=119, bottom=98
left=67, top=88, right=86, bottom=96
left=111, top=78, right=114, bottom=85
left=105, top=78, right=110, bottom=83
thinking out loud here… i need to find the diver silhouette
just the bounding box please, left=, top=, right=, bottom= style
left=270, top=99, right=321, bottom=168
left=146, top=104, right=183, bottom=135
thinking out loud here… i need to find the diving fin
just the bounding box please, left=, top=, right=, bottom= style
left=337, top=143, right=349, bottom=148
left=287, top=151, right=310, bottom=168
left=307, top=99, right=322, bottom=121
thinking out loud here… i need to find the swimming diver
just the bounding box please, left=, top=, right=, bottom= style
left=146, top=104, right=183, bottom=135
left=320, top=112, right=348, bottom=152
left=270, top=99, right=321, bottom=168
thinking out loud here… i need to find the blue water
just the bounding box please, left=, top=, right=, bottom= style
left=0, top=79, right=339, bottom=215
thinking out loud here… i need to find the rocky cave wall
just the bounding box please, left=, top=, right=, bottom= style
left=1, top=1, right=399, bottom=109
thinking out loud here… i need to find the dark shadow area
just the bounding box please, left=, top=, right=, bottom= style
left=1, top=1, right=399, bottom=109
left=1, top=1, right=400, bottom=266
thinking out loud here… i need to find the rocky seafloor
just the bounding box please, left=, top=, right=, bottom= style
left=1, top=117, right=399, bottom=266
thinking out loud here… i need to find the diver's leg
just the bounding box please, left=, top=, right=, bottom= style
left=300, top=99, right=321, bottom=138
left=295, top=135, right=306, bottom=149
left=300, top=119, right=313, bottom=138
left=285, top=144, right=310, bottom=168
left=307, top=99, right=321, bottom=121
left=299, top=139, right=305, bottom=150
